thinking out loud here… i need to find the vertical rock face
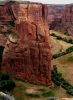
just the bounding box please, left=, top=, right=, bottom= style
left=63, top=5, right=73, bottom=23
left=46, top=5, right=64, bottom=30
left=47, top=5, right=64, bottom=23
left=2, top=3, right=51, bottom=86
left=62, top=4, right=73, bottom=35
left=49, top=4, right=73, bottom=35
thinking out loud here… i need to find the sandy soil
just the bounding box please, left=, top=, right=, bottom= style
left=50, top=30, right=73, bottom=54
left=51, top=30, right=73, bottom=84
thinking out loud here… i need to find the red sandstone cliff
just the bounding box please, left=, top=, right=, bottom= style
left=62, top=4, right=73, bottom=35
left=47, top=5, right=64, bottom=23
left=0, top=2, right=51, bottom=86
left=48, top=4, right=73, bottom=35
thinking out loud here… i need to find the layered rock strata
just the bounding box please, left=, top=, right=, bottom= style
left=0, top=2, right=51, bottom=86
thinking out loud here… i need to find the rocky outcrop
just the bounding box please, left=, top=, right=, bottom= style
left=1, top=3, right=51, bottom=86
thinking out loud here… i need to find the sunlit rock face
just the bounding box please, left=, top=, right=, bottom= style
left=2, top=2, right=51, bottom=86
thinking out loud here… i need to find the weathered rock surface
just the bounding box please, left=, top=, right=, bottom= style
left=62, top=4, right=73, bottom=35
left=48, top=4, right=73, bottom=35
left=1, top=2, right=51, bottom=86
left=47, top=5, right=64, bottom=30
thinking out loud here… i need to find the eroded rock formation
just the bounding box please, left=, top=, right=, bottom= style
left=0, top=2, right=51, bottom=86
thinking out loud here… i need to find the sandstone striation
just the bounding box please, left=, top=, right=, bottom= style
left=0, top=2, right=51, bottom=86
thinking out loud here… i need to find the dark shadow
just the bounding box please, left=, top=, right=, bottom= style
left=0, top=46, right=4, bottom=67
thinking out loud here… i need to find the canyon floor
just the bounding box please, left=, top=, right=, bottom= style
left=10, top=30, right=73, bottom=100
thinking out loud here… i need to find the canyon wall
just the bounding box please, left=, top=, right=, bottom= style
left=47, top=5, right=64, bottom=22
left=48, top=4, right=73, bottom=35
left=47, top=5, right=64, bottom=30
left=62, top=4, right=73, bottom=35
left=0, top=2, right=51, bottom=86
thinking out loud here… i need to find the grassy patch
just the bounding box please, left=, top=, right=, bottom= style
left=57, top=66, right=67, bottom=78
left=58, top=53, right=73, bottom=64
left=11, top=80, right=73, bottom=99
left=67, top=55, right=73, bottom=62
left=41, top=90, right=55, bottom=97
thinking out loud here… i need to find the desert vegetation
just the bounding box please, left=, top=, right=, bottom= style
left=50, top=33, right=73, bottom=44
left=52, top=46, right=73, bottom=59
left=52, top=65, right=73, bottom=96
left=0, top=72, right=15, bottom=92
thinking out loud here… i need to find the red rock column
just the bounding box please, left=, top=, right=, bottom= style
left=3, top=3, right=52, bottom=86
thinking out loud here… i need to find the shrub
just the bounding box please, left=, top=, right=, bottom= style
left=0, top=72, right=9, bottom=80
left=50, top=33, right=56, bottom=36
left=66, top=46, right=73, bottom=53
left=66, top=88, right=73, bottom=95
left=0, top=72, right=15, bottom=91
left=0, top=80, right=15, bottom=91
left=62, top=79, right=71, bottom=89
left=51, top=65, right=62, bottom=86
left=56, top=36, right=62, bottom=40
left=52, top=65, right=73, bottom=96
